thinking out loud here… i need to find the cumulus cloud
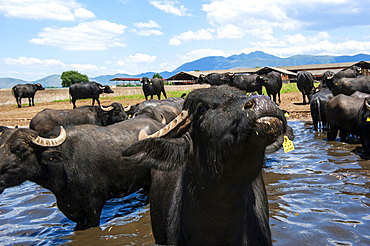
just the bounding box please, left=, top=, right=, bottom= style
left=245, top=32, right=370, bottom=57
left=4, top=57, right=65, bottom=67
left=116, top=53, right=157, bottom=66
left=0, top=0, right=95, bottom=21
left=169, top=28, right=215, bottom=46
left=149, top=0, right=189, bottom=16
left=132, top=20, right=163, bottom=36
left=134, top=20, right=161, bottom=29
left=29, top=20, right=127, bottom=51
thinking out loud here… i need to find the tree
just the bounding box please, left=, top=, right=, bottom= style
left=152, top=73, right=163, bottom=79
left=61, top=71, right=89, bottom=87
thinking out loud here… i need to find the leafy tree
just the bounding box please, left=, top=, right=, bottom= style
left=61, top=71, right=89, bottom=87
left=152, top=73, right=163, bottom=79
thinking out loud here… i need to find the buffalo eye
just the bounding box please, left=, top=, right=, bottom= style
left=198, top=105, right=208, bottom=115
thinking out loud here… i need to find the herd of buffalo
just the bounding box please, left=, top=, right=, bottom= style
left=0, top=66, right=369, bottom=245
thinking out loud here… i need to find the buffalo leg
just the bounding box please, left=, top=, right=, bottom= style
left=278, top=92, right=281, bottom=104
left=95, top=98, right=101, bottom=107
left=157, top=94, right=161, bottom=100
left=162, top=90, right=167, bottom=99
left=28, top=97, right=32, bottom=107
left=31, top=96, right=35, bottom=106
left=302, top=93, right=306, bottom=104
left=327, top=126, right=338, bottom=141
left=72, top=98, right=77, bottom=109
left=17, top=97, right=22, bottom=108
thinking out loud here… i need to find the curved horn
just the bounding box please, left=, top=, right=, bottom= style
left=161, top=114, right=166, bottom=125
left=366, top=99, right=370, bottom=111
left=326, top=75, right=334, bottom=80
left=100, top=105, right=113, bottom=111
left=32, top=126, right=67, bottom=147
left=139, top=110, right=191, bottom=140
left=124, top=104, right=131, bottom=112
left=99, top=86, right=106, bottom=90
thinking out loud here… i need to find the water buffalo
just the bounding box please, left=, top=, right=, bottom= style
left=322, top=70, right=335, bottom=87
left=260, top=71, right=282, bottom=104
left=331, top=76, right=370, bottom=96
left=231, top=74, right=263, bottom=94
left=310, top=87, right=334, bottom=131
left=326, top=66, right=360, bottom=90
left=357, top=97, right=370, bottom=155
left=126, top=96, right=186, bottom=118
left=140, top=77, right=167, bottom=100
left=11, top=83, right=45, bottom=108
left=0, top=116, right=164, bottom=230
left=327, top=94, right=364, bottom=142
left=69, top=82, right=114, bottom=108
left=297, top=71, right=315, bottom=104
left=122, top=85, right=293, bottom=245
left=198, top=72, right=234, bottom=86
left=134, top=104, right=180, bottom=125
left=29, top=102, right=130, bottom=137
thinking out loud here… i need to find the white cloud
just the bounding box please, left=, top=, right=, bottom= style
left=169, top=28, right=215, bottom=46
left=29, top=20, right=127, bottom=51
left=149, top=0, right=189, bottom=16
left=136, top=29, right=163, bottom=36
left=116, top=53, right=157, bottom=66
left=134, top=20, right=161, bottom=29
left=4, top=57, right=65, bottom=67
left=0, top=0, right=95, bottom=21
left=245, top=31, right=370, bottom=57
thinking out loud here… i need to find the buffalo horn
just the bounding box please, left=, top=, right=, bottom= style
left=100, top=105, right=113, bottom=111
left=326, top=75, right=334, bottom=80
left=161, top=114, right=166, bottom=125
left=366, top=99, right=370, bottom=111
left=124, top=104, right=131, bottom=112
left=139, top=110, right=191, bottom=140
left=99, top=86, right=106, bottom=90
left=32, top=126, right=67, bottom=147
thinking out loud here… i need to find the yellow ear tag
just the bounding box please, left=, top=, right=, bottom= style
left=366, top=116, right=370, bottom=122
left=283, top=136, right=294, bottom=153
left=128, top=114, right=132, bottom=118
left=284, top=112, right=290, bottom=118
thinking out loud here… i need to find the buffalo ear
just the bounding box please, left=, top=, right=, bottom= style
left=40, top=150, right=68, bottom=164
left=122, top=134, right=192, bottom=171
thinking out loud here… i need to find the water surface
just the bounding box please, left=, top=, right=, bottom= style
left=0, top=121, right=369, bottom=245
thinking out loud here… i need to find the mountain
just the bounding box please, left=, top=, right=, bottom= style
left=1, top=51, right=370, bottom=89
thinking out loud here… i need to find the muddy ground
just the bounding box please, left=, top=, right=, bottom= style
left=0, top=90, right=311, bottom=127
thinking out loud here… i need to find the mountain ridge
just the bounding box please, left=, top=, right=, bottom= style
left=1, top=51, right=369, bottom=89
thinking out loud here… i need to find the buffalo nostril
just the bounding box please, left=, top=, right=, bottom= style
left=244, top=100, right=254, bottom=110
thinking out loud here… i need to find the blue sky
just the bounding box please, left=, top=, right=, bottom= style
left=0, top=0, right=370, bottom=81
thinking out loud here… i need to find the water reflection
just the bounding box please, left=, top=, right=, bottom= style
left=0, top=121, right=369, bottom=245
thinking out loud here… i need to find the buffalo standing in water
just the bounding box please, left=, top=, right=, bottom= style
left=122, top=85, right=293, bottom=245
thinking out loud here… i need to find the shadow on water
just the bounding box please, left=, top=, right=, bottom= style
left=0, top=121, right=369, bottom=245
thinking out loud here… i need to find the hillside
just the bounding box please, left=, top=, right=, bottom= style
left=1, top=51, right=369, bottom=89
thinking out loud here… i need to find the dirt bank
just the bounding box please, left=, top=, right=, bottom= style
left=0, top=85, right=311, bottom=127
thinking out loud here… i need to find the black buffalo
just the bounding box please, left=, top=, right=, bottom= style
left=330, top=76, right=370, bottom=96
left=126, top=96, right=185, bottom=118
left=322, top=70, right=335, bottom=87
left=357, top=97, right=370, bottom=155
left=326, top=66, right=360, bottom=90
left=0, top=116, right=164, bottom=230
left=231, top=74, right=263, bottom=94
left=198, top=72, right=234, bottom=86
left=122, top=85, right=293, bottom=245
left=310, top=87, right=334, bottom=131
left=69, top=82, right=114, bottom=108
left=134, top=104, right=180, bottom=125
left=327, top=94, right=364, bottom=142
left=297, top=71, right=315, bottom=104
left=29, top=102, right=129, bottom=137
left=140, top=77, right=167, bottom=100
left=260, top=71, right=282, bottom=104
left=11, top=83, right=45, bottom=108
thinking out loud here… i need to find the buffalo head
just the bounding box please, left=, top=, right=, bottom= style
left=0, top=127, right=66, bottom=194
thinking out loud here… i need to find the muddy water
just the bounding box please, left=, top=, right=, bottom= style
left=0, top=121, right=369, bottom=245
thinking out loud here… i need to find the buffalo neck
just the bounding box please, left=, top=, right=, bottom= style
left=178, top=146, right=271, bottom=245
